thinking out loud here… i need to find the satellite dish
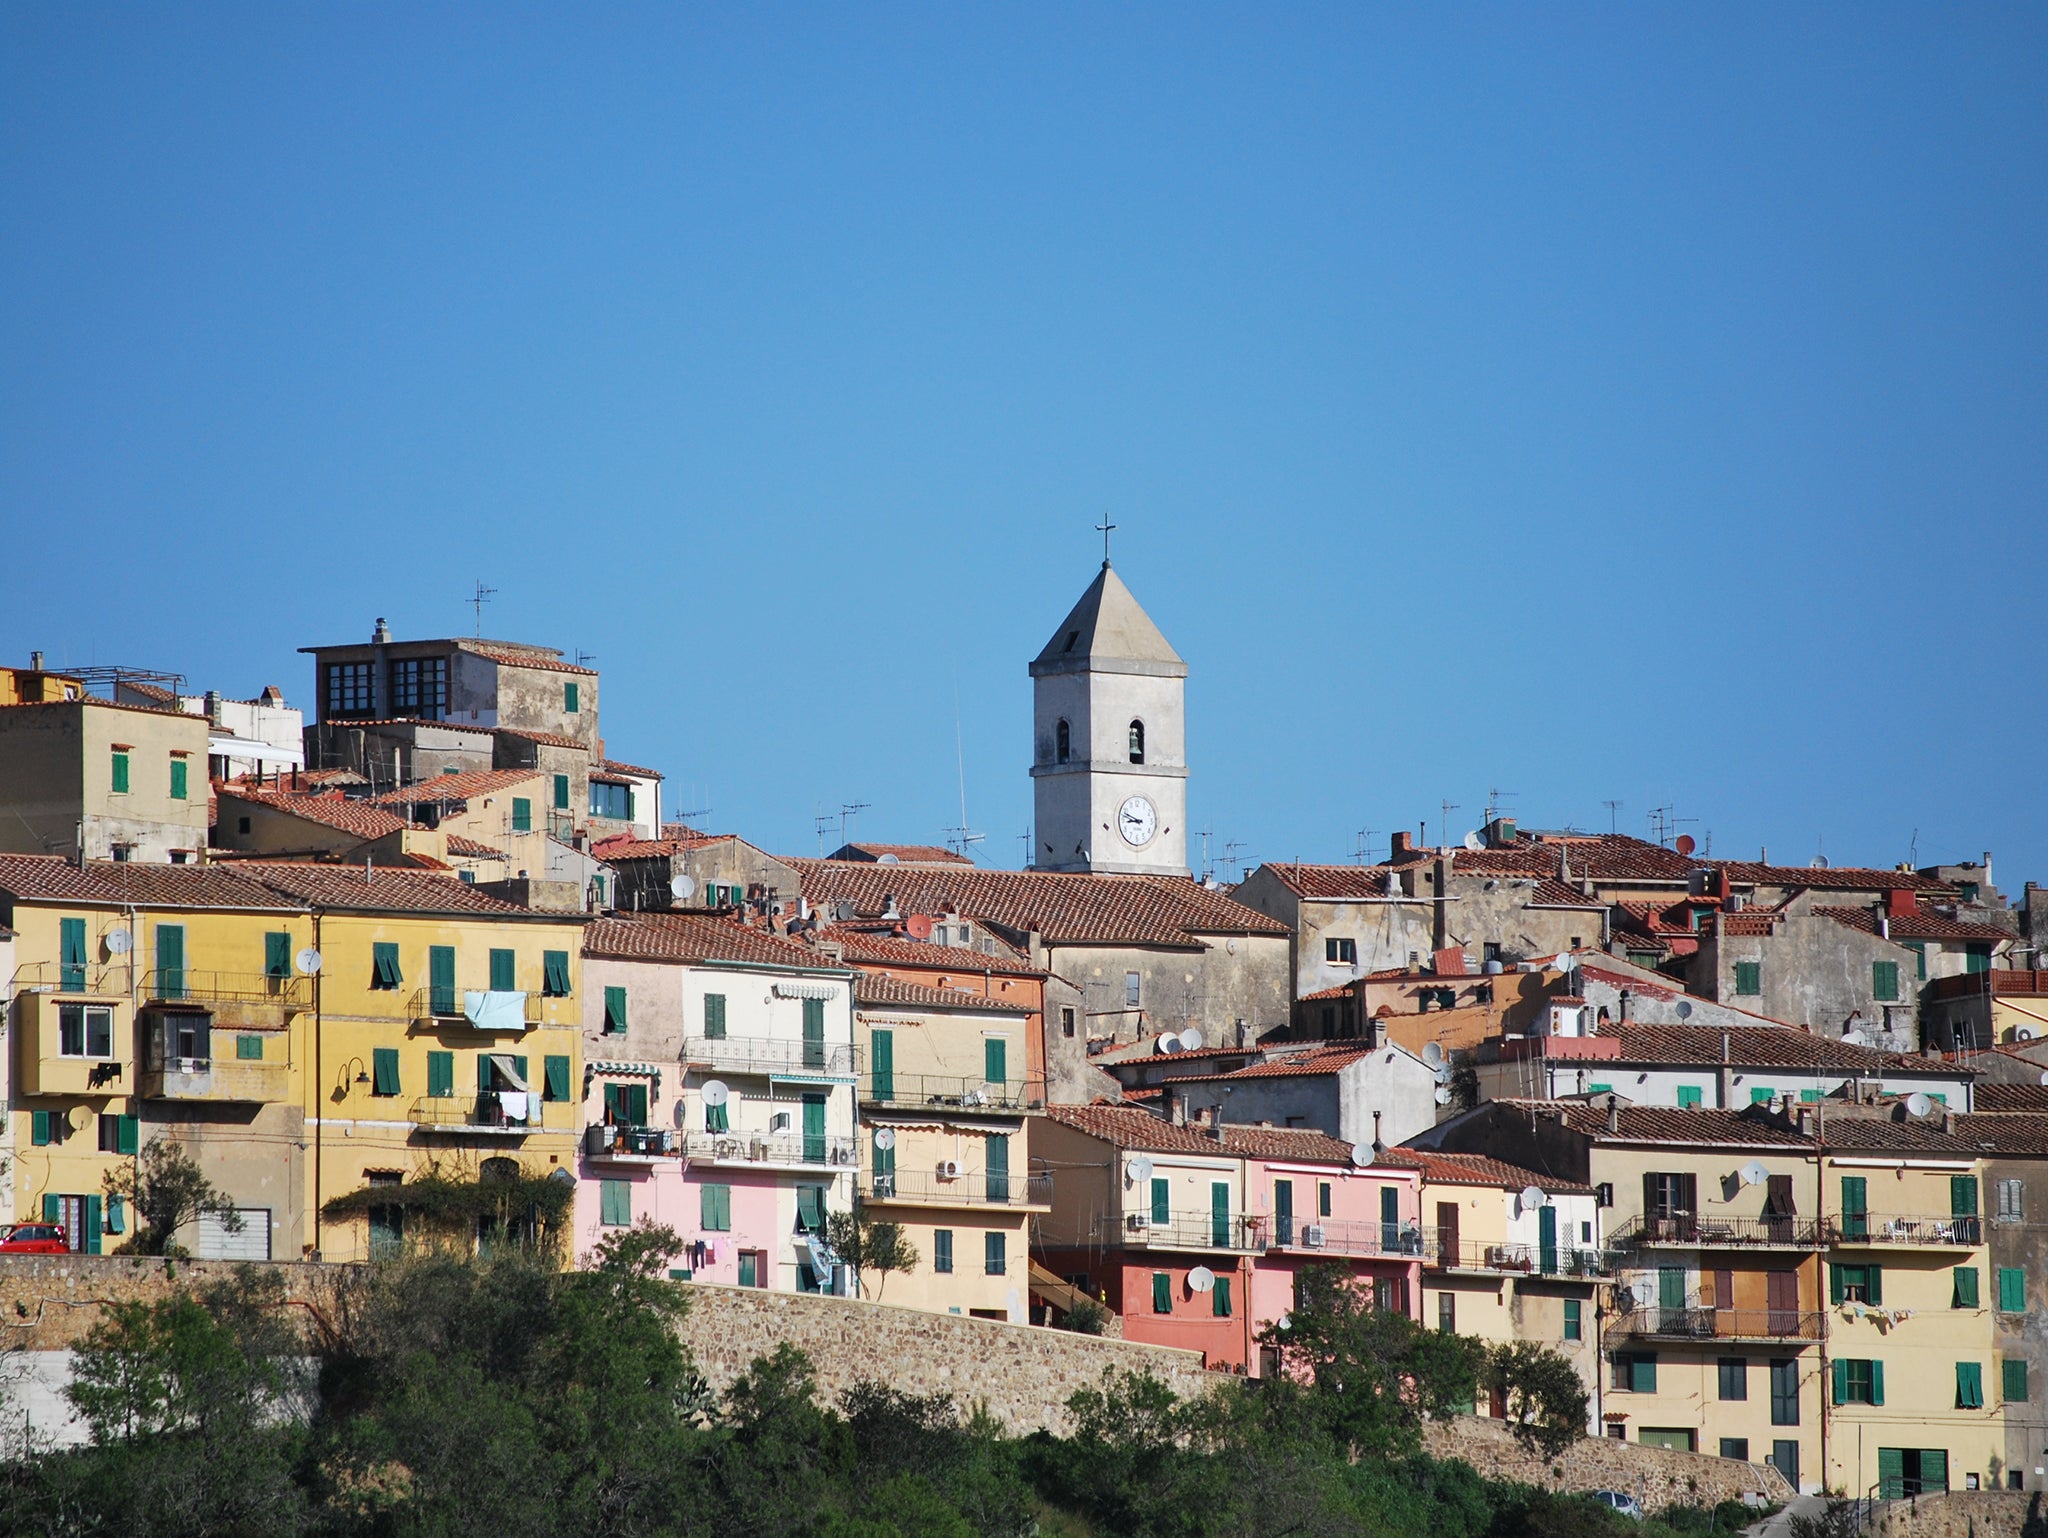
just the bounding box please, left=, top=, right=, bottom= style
left=2038, top=1070, right=2048, bottom=1087
left=874, top=1127, right=896, bottom=1150
left=1739, top=1160, right=1770, bottom=1187
left=1128, top=1155, right=1154, bottom=1183
left=1156, top=1036, right=1182, bottom=1055
left=905, top=914, right=935, bottom=941
left=1434, top=1086, right=1453, bottom=1106
left=1906, top=1092, right=1932, bottom=1118
left=1675, top=834, right=1697, bottom=857
left=1178, top=1028, right=1204, bottom=1052
left=1435, top=1065, right=1453, bottom=1085
left=104, top=930, right=132, bottom=955
left=702, top=1080, right=731, bottom=1107
left=1463, top=831, right=1484, bottom=853
left=295, top=947, right=323, bottom=976
left=670, top=874, right=697, bottom=901
left=1187, top=1266, right=1216, bottom=1293
left=1554, top=953, right=1574, bottom=972
left=878, top=852, right=900, bottom=864
left=1351, top=1142, right=1374, bottom=1167
left=1422, top=1042, right=1445, bottom=1069
left=1676, top=1001, right=1694, bottom=1020
left=1520, top=1185, right=1547, bottom=1213
left=1812, top=855, right=1830, bottom=870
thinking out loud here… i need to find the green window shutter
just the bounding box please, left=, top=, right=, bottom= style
left=543, top=1055, right=570, bottom=1101
left=1153, top=1272, right=1172, bottom=1313
left=426, top=946, right=454, bottom=1014
left=1951, top=1175, right=1979, bottom=1219
left=156, top=924, right=185, bottom=999
left=1734, top=961, right=1761, bottom=995
left=706, top=1102, right=728, bottom=1133
left=1750, top=1086, right=1775, bottom=1104
left=985, top=1231, right=1006, bottom=1275
left=1878, top=1447, right=1905, bottom=1500
left=564, top=682, right=578, bottom=713
left=984, top=1036, right=1007, bottom=1086
left=1151, top=1176, right=1170, bottom=1226
left=2000, top=1268, right=2027, bottom=1312
left=83, top=1196, right=102, bottom=1254
left=489, top=949, right=515, bottom=991
left=373, top=942, right=402, bottom=989
left=797, top=1186, right=825, bottom=1231
left=1319, top=1181, right=1332, bottom=1217
left=372, top=1047, right=401, bottom=1096
left=985, top=1134, right=1010, bottom=1203
left=1677, top=1085, right=1702, bottom=1109
left=542, top=951, right=570, bottom=997
left=1212, top=1275, right=1232, bottom=1317
left=1870, top=1360, right=1884, bottom=1406
left=106, top=1196, right=124, bottom=1234
left=511, top=798, right=531, bottom=833
left=1966, top=945, right=1991, bottom=975
left=31, top=1110, right=50, bottom=1147
left=1905, top=941, right=1927, bottom=980
left=704, top=993, right=726, bottom=1038
left=41, top=1195, right=59, bottom=1224
left=110, top=750, right=129, bottom=793
left=869, top=1029, right=893, bottom=1101
left=801, top=998, right=825, bottom=1068
left=1831, top=1359, right=1848, bottom=1404
left=1953, top=1267, right=1980, bottom=1308
left=553, top=774, right=569, bottom=810
left=1866, top=1265, right=1882, bottom=1306
left=1830, top=1264, right=1847, bottom=1304
left=60, top=917, right=87, bottom=990
left=606, top=1083, right=647, bottom=1126
left=265, top=931, right=292, bottom=979
left=702, top=1184, right=732, bottom=1232
left=1564, top=1298, right=1582, bottom=1340
left=1872, top=960, right=1899, bottom=1001
left=1633, top=1356, right=1657, bottom=1394
left=118, top=1115, right=139, bottom=1156
left=932, top=1230, right=952, bottom=1273
left=2005, top=1358, right=2029, bottom=1403
left=801, top=1093, right=826, bottom=1161
left=427, top=1051, right=454, bottom=1098
left=1957, top=1361, right=1983, bottom=1410
left=1213, top=1181, right=1232, bottom=1247
left=600, top=1180, right=630, bottom=1226
left=604, top=986, right=628, bottom=1033
left=169, top=759, right=188, bottom=800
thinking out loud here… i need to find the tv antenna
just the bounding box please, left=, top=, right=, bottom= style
left=1095, top=515, right=1117, bottom=566
left=1439, top=799, right=1461, bottom=850
left=1601, top=799, right=1624, bottom=835
left=1197, top=826, right=1216, bottom=883
left=944, top=677, right=981, bottom=860
left=1353, top=828, right=1379, bottom=865
left=814, top=811, right=836, bottom=857
left=574, top=649, right=598, bottom=668
left=1907, top=828, right=1919, bottom=867
left=1019, top=827, right=1034, bottom=867
left=1483, top=789, right=1516, bottom=825
left=1224, top=840, right=1248, bottom=883
left=469, top=580, right=497, bottom=636
left=1647, top=805, right=1697, bottom=848
left=838, top=801, right=870, bottom=847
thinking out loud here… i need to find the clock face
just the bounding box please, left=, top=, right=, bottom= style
left=1117, top=795, right=1158, bottom=848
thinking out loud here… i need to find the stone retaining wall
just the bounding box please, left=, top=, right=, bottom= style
left=1422, top=1414, right=1797, bottom=1510
left=1863, top=1490, right=2045, bottom=1538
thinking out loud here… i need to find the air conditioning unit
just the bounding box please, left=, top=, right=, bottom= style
left=937, top=1159, right=963, bottom=1180
left=1127, top=1212, right=1150, bottom=1232
left=1302, top=1225, right=1327, bottom=1247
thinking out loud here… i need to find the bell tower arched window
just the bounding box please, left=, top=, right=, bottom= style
left=1128, top=719, right=1145, bottom=765
left=1056, top=719, right=1070, bottom=764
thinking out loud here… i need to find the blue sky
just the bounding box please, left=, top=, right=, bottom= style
left=4, top=6, right=2045, bottom=883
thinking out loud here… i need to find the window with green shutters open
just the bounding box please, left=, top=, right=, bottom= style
left=1832, top=1359, right=1884, bottom=1405
left=701, top=1184, right=732, bottom=1232
left=1734, top=961, right=1761, bottom=996
left=604, top=986, right=628, bottom=1033
left=1613, top=1353, right=1657, bottom=1393
left=489, top=949, right=515, bottom=992
left=372, top=1048, right=401, bottom=1097
left=704, top=993, right=726, bottom=1039
left=1953, top=1267, right=1980, bottom=1308
left=604, top=1083, right=648, bottom=1127
left=1956, top=1362, right=1984, bottom=1410
left=542, top=1055, right=569, bottom=1102
left=542, top=950, right=571, bottom=997
left=796, top=1186, right=826, bottom=1233
left=1831, top=1263, right=1882, bottom=1305
left=1677, top=1085, right=1703, bottom=1109
left=1872, top=961, right=1900, bottom=1002
left=599, top=1180, right=630, bottom=1227
left=97, top=1114, right=140, bottom=1155
left=511, top=798, right=531, bottom=833
left=706, top=1096, right=729, bottom=1133
left=372, top=943, right=403, bottom=990
left=1153, top=1272, right=1172, bottom=1314
left=265, top=931, right=292, bottom=980
left=1213, top=1276, right=1232, bottom=1317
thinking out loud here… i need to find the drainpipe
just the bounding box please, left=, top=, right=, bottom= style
left=311, top=908, right=324, bottom=1260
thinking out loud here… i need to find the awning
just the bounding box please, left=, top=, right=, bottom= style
left=583, top=1060, right=662, bottom=1094
left=772, top=982, right=839, bottom=1001
left=487, top=1053, right=530, bottom=1092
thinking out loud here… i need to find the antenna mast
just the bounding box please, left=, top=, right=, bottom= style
left=470, top=580, right=497, bottom=637
left=1602, top=799, right=1624, bottom=836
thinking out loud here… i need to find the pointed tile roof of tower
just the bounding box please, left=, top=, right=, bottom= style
left=1030, top=563, right=1187, bottom=678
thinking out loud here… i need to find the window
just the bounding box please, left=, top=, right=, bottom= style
left=110, top=749, right=130, bottom=794
left=1954, top=1267, right=1980, bottom=1308
left=324, top=661, right=373, bottom=717
left=704, top=993, right=726, bottom=1039
left=1721, top=1439, right=1750, bottom=1463
left=371, top=943, right=402, bottom=990
left=511, top=798, right=531, bottom=833
left=1872, top=961, right=1900, bottom=1002
left=1149, top=1176, right=1170, bottom=1226
left=1153, top=1272, right=1172, bottom=1314
left=1326, top=937, right=1357, bottom=965
left=1966, top=944, right=1991, bottom=975
left=552, top=773, right=570, bottom=811
left=1996, top=1179, right=2023, bottom=1223
left=169, top=758, right=188, bottom=800
left=388, top=657, right=447, bottom=719
left=1061, top=1006, right=1076, bottom=1038
left=30, top=1110, right=65, bottom=1146
left=933, top=1230, right=953, bottom=1273
left=599, top=1180, right=631, bottom=1227
left=564, top=681, right=579, bottom=713
left=1734, top=961, right=1761, bottom=996
left=1676, top=1085, right=1703, bottom=1109
left=1830, top=1263, right=1882, bottom=1305
left=236, top=1034, right=263, bottom=1060
left=1563, top=1298, right=1582, bottom=1341
left=1614, top=1353, right=1657, bottom=1393
left=796, top=1185, right=826, bottom=1233
left=985, top=1232, right=1006, bottom=1276
left=371, top=1048, right=400, bottom=1097
left=59, top=917, right=87, bottom=991
left=1840, top=1175, right=1868, bottom=1238
left=589, top=780, right=633, bottom=820
left=427, top=1051, right=454, bottom=1098
left=1956, top=1361, right=1984, bottom=1410
left=985, top=1135, right=1010, bottom=1203
left=1124, top=972, right=1141, bottom=1009
left=1770, top=1358, right=1800, bottom=1426
left=604, top=1082, right=649, bottom=1127
left=603, top=986, right=628, bottom=1034
left=1902, top=940, right=1927, bottom=981
left=542, top=951, right=571, bottom=997
left=1319, top=1181, right=1333, bottom=1218
left=155, top=923, right=186, bottom=1000
left=1750, top=1087, right=1776, bottom=1104
left=802, top=999, right=826, bottom=1070
left=97, top=1114, right=139, bottom=1155
left=1832, top=1359, right=1884, bottom=1405
left=985, top=1036, right=1008, bottom=1086
left=264, top=931, right=292, bottom=980
left=1438, top=1292, right=1455, bottom=1332
left=1055, top=719, right=1070, bottom=764
left=1998, top=1268, right=2026, bottom=1313
left=701, top=1184, right=732, bottom=1232
left=1128, top=720, right=1145, bottom=764
left=58, top=1005, right=113, bottom=1058
left=489, top=949, right=515, bottom=991
left=1213, top=1276, right=1232, bottom=1317
left=1719, top=1359, right=1748, bottom=1401
left=2004, top=1359, right=2029, bottom=1403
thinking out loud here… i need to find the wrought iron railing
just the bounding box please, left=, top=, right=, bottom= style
left=408, top=987, right=543, bottom=1027
left=582, top=1124, right=679, bottom=1158
left=678, top=1131, right=859, bottom=1168
left=1420, top=1231, right=1611, bottom=1275
left=861, top=1071, right=1045, bottom=1111
left=680, top=1034, right=857, bottom=1077
left=1608, top=1304, right=1823, bottom=1341
left=140, top=969, right=312, bottom=1009
left=1098, top=1211, right=1264, bottom=1252
left=408, top=1092, right=569, bottom=1133
left=1607, top=1213, right=1821, bottom=1248
left=10, top=961, right=126, bottom=995
left=1827, top=1213, right=1981, bottom=1246
left=860, top=1170, right=1052, bottom=1206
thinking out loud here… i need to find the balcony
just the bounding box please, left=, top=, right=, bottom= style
left=1827, top=1214, right=1982, bottom=1248
left=1098, top=1211, right=1264, bottom=1253
left=9, top=961, right=127, bottom=997
left=1419, top=1230, right=1611, bottom=1277
left=681, top=1034, right=857, bottom=1078
left=861, top=1071, right=1045, bottom=1113
left=409, top=987, right=543, bottom=1032
left=1263, top=1216, right=1424, bottom=1261
left=678, top=1131, right=859, bottom=1171
left=1609, top=1305, right=1823, bottom=1343
left=1607, top=1214, right=1821, bottom=1250
left=859, top=1169, right=1052, bottom=1208
left=582, top=1124, right=679, bottom=1163
left=409, top=1091, right=571, bottom=1137
left=140, top=1054, right=289, bottom=1105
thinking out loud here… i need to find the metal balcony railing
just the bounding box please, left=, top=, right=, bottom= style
left=1263, top=1216, right=1423, bottom=1259
left=678, top=1131, right=859, bottom=1169
left=582, top=1124, right=679, bottom=1159
left=409, top=1092, right=570, bottom=1134
left=139, top=969, right=312, bottom=1009
left=10, top=961, right=127, bottom=995
left=860, top=1170, right=1052, bottom=1207
left=1608, top=1304, right=1823, bottom=1342
left=1419, top=1230, right=1611, bottom=1276
left=1607, top=1213, right=1821, bottom=1249
left=408, top=987, right=543, bottom=1028
left=862, top=1071, right=1045, bottom=1112
left=1827, top=1213, right=1982, bottom=1247
left=681, top=1034, right=857, bottom=1077
left=1099, top=1211, right=1264, bottom=1252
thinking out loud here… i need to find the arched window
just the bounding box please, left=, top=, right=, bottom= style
left=1056, top=719, right=1070, bottom=764
left=1128, top=719, right=1145, bottom=764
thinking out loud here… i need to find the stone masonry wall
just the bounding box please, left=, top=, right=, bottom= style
left=1423, top=1414, right=1797, bottom=1510
left=1863, top=1491, right=2045, bottom=1538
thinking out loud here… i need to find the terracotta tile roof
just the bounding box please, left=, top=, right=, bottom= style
left=248, top=863, right=551, bottom=916
left=1815, top=904, right=2011, bottom=943
left=117, top=680, right=178, bottom=704
left=1378, top=1148, right=1594, bottom=1195
left=593, top=831, right=728, bottom=862
left=1528, top=878, right=1607, bottom=909
left=1955, top=1113, right=2048, bottom=1153
left=1257, top=863, right=1405, bottom=900
left=1711, top=862, right=1951, bottom=894
left=830, top=843, right=974, bottom=866
left=363, top=769, right=545, bottom=807
left=1492, top=1099, right=1814, bottom=1147
left=494, top=728, right=589, bottom=749
left=582, top=912, right=840, bottom=970
left=1713, top=910, right=1782, bottom=937
left=462, top=644, right=598, bottom=676
left=1097, top=1041, right=1264, bottom=1066
left=787, top=860, right=1287, bottom=948
left=1171, top=1045, right=1378, bottom=1082
left=297, top=767, right=370, bottom=788
left=1447, top=836, right=1700, bottom=883
left=597, top=758, right=662, bottom=780
left=217, top=786, right=410, bottom=841
left=1971, top=1085, right=2048, bottom=1113
left=1599, top=1024, right=1962, bottom=1076
left=1300, top=983, right=1353, bottom=1002
left=1044, top=1104, right=1360, bottom=1164
left=1817, top=1117, right=1983, bottom=1156
left=0, top=855, right=302, bottom=910
left=852, top=974, right=1031, bottom=1014
left=0, top=695, right=198, bottom=722
left=445, top=835, right=501, bottom=858
left=818, top=926, right=1040, bottom=975
left=308, top=717, right=497, bottom=734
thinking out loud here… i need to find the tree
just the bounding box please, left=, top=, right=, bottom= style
left=823, top=1205, right=919, bottom=1302
left=1481, top=1340, right=1589, bottom=1458
left=103, top=1138, right=242, bottom=1257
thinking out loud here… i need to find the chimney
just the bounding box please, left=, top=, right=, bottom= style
left=1169, top=1091, right=1187, bottom=1128
left=1606, top=1095, right=1620, bottom=1134
left=1886, top=887, right=1916, bottom=920
left=1796, top=1105, right=1813, bottom=1136
left=1391, top=831, right=1413, bottom=860
left=29, top=651, right=43, bottom=672
left=372, top=617, right=391, bottom=643
left=204, top=690, right=223, bottom=725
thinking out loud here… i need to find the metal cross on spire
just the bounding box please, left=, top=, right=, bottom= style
left=1096, top=516, right=1117, bottom=567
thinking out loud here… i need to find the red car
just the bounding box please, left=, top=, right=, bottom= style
left=0, top=1224, right=69, bottom=1254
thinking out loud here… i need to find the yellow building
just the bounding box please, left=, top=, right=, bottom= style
left=250, top=863, right=587, bottom=1261
left=0, top=697, right=213, bottom=862
left=853, top=974, right=1042, bottom=1320
left=0, top=856, right=313, bottom=1255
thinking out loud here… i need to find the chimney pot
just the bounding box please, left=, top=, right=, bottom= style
left=372, top=617, right=391, bottom=644
left=29, top=651, right=43, bottom=671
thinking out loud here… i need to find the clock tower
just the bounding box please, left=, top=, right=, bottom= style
left=1029, top=560, right=1189, bottom=876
